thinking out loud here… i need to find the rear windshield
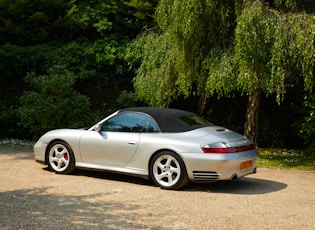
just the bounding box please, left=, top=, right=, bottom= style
left=179, top=115, right=213, bottom=127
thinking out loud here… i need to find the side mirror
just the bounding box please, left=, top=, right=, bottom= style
left=93, top=124, right=101, bottom=132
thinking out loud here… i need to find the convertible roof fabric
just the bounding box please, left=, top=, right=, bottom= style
left=119, top=107, right=202, bottom=133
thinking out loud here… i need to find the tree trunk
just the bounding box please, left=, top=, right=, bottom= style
left=197, top=96, right=208, bottom=116
left=244, top=82, right=261, bottom=145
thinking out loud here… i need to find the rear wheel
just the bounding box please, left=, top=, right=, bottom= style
left=47, top=141, right=75, bottom=174
left=150, top=151, right=189, bottom=190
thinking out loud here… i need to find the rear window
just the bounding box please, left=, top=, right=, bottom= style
left=179, top=115, right=213, bottom=127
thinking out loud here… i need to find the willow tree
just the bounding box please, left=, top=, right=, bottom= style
left=133, top=0, right=236, bottom=115
left=132, top=0, right=314, bottom=144
left=235, top=1, right=315, bottom=144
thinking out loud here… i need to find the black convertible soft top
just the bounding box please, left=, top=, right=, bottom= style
left=119, top=107, right=212, bottom=133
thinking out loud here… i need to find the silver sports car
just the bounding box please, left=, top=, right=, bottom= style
left=34, top=107, right=259, bottom=190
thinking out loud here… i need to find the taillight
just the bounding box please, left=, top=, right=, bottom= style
left=201, top=143, right=256, bottom=154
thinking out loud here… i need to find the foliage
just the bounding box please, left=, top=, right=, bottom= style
left=48, top=39, right=120, bottom=79
left=0, top=43, right=52, bottom=139
left=0, top=139, right=34, bottom=148
left=0, top=43, right=52, bottom=81
left=123, top=0, right=158, bottom=24
left=131, top=32, right=178, bottom=107
left=18, top=66, right=94, bottom=137
left=234, top=1, right=274, bottom=94
left=0, top=0, right=157, bottom=44
left=234, top=0, right=315, bottom=144
left=132, top=0, right=236, bottom=108
left=297, top=94, right=315, bottom=152
left=131, top=0, right=314, bottom=148
left=0, top=0, right=76, bottom=45
left=272, top=0, right=315, bottom=13
left=69, top=0, right=158, bottom=39
left=0, top=102, right=22, bottom=139
left=0, top=40, right=122, bottom=138
left=0, top=0, right=158, bottom=140
left=0, top=40, right=119, bottom=81
left=71, top=0, right=117, bottom=37
left=235, top=1, right=315, bottom=101
left=116, top=90, right=137, bottom=108
left=0, top=0, right=313, bottom=152
left=257, top=92, right=304, bottom=148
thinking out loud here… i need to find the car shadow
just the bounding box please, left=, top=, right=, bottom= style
left=72, top=169, right=155, bottom=187
left=185, top=177, right=288, bottom=195
left=65, top=168, right=287, bottom=195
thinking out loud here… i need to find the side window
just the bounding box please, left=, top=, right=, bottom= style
left=143, top=118, right=158, bottom=133
left=101, top=113, right=149, bottom=132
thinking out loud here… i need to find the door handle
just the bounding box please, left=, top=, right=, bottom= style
left=128, top=140, right=137, bottom=145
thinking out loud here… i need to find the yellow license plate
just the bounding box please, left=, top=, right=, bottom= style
left=240, top=160, right=253, bottom=170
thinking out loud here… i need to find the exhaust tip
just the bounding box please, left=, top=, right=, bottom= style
left=231, top=174, right=238, bottom=180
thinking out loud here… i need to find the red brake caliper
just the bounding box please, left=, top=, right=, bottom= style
left=64, top=153, right=68, bottom=161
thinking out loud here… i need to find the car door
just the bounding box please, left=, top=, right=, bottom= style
left=80, top=112, right=148, bottom=166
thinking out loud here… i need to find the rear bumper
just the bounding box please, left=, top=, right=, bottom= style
left=182, top=149, right=259, bottom=182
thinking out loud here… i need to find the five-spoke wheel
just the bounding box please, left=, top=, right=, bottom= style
left=150, top=151, right=189, bottom=190
left=47, top=141, right=75, bottom=174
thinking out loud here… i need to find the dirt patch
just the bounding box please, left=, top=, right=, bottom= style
left=0, top=147, right=314, bottom=229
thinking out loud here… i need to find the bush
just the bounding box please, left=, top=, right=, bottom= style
left=298, top=94, right=315, bottom=156
left=116, top=90, right=137, bottom=108
left=18, top=66, right=94, bottom=138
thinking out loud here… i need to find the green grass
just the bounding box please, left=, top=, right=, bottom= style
left=0, top=139, right=314, bottom=170
left=258, top=148, right=315, bottom=170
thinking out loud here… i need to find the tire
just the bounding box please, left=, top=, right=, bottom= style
left=150, top=151, right=189, bottom=190
left=46, top=141, right=76, bottom=174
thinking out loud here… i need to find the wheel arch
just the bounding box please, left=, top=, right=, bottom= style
left=45, top=139, right=76, bottom=174
left=45, top=139, right=76, bottom=164
left=148, top=149, right=187, bottom=179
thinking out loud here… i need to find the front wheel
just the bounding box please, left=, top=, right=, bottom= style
left=47, top=141, right=75, bottom=174
left=150, top=151, right=189, bottom=190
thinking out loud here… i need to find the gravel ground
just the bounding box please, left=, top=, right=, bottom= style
left=0, top=146, right=314, bottom=230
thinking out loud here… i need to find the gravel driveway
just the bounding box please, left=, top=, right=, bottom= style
left=0, top=147, right=314, bottom=230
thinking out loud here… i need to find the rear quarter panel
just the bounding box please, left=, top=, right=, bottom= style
left=125, top=131, right=207, bottom=171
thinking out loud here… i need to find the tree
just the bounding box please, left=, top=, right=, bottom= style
left=0, top=0, right=157, bottom=139
left=69, top=0, right=158, bottom=39
left=131, top=0, right=314, bottom=145
left=0, top=0, right=76, bottom=45
left=131, top=0, right=236, bottom=115
left=234, top=0, right=315, bottom=144
left=18, top=66, right=94, bottom=137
